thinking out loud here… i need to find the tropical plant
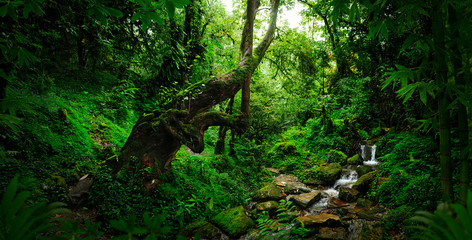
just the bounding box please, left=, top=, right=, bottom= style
left=0, top=175, right=69, bottom=240
left=410, top=190, right=472, bottom=240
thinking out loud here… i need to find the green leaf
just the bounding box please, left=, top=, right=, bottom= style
left=0, top=4, right=8, bottom=17
left=142, top=12, right=152, bottom=31
left=165, top=1, right=176, bottom=18
left=170, top=0, right=191, bottom=8
left=131, top=12, right=141, bottom=22
left=209, top=197, right=214, bottom=211
left=105, top=7, right=123, bottom=17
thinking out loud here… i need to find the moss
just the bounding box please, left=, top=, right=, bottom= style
left=179, top=221, right=224, bottom=239
left=275, top=141, right=298, bottom=155
left=347, top=154, right=362, bottom=165
left=212, top=206, right=254, bottom=237
left=352, top=170, right=380, bottom=193
left=315, top=163, right=342, bottom=185
left=252, top=182, right=283, bottom=201
left=328, top=150, right=348, bottom=165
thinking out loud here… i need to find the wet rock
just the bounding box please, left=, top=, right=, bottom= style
left=290, top=191, right=322, bottom=208
left=285, top=182, right=312, bottom=194
left=255, top=201, right=279, bottom=212
left=179, top=221, right=228, bottom=240
left=352, top=171, right=379, bottom=194
left=339, top=187, right=360, bottom=202
left=316, top=163, right=343, bottom=185
left=356, top=198, right=373, bottom=208
left=274, top=174, right=299, bottom=184
left=317, top=227, right=347, bottom=240
left=347, top=154, right=363, bottom=165
left=328, top=197, right=348, bottom=208
left=356, top=206, right=386, bottom=221
left=332, top=207, right=348, bottom=217
left=355, top=165, right=372, bottom=177
left=297, top=214, right=341, bottom=227
left=252, top=183, right=283, bottom=201
left=212, top=206, right=254, bottom=237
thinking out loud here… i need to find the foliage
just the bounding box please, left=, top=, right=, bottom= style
left=256, top=200, right=308, bottom=240
left=0, top=175, right=69, bottom=240
left=375, top=133, right=440, bottom=210
left=410, top=190, right=472, bottom=240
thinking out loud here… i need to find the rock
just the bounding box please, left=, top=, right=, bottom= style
left=347, top=154, right=363, bottom=165
left=376, top=177, right=390, bottom=188
left=338, top=187, right=360, bottom=202
left=285, top=182, right=311, bottom=194
left=332, top=207, right=348, bottom=217
left=297, top=214, right=341, bottom=227
left=356, top=206, right=386, bottom=221
left=69, top=174, right=93, bottom=198
left=179, top=221, right=228, bottom=240
left=255, top=201, right=279, bottom=212
left=212, top=206, right=254, bottom=237
left=317, top=227, right=347, bottom=240
left=252, top=183, right=283, bottom=201
left=290, top=191, right=322, bottom=208
left=328, top=150, right=348, bottom=165
left=355, top=165, right=372, bottom=177
left=316, top=163, right=343, bottom=185
left=352, top=171, right=379, bottom=193
left=274, top=174, right=299, bottom=184
left=328, top=197, right=348, bottom=208
left=356, top=198, right=373, bottom=208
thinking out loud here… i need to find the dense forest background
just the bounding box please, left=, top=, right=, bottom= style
left=1, top=0, right=471, bottom=239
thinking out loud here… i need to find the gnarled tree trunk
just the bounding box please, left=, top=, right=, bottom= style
left=107, top=0, right=281, bottom=192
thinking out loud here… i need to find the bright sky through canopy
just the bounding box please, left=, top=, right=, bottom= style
left=220, top=0, right=303, bottom=29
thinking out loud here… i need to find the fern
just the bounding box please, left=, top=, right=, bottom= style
left=410, top=190, right=472, bottom=240
left=0, top=175, right=69, bottom=240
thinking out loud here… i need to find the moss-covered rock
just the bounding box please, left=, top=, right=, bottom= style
left=355, top=165, right=372, bottom=177
left=179, top=221, right=227, bottom=240
left=338, top=187, right=360, bottom=203
left=315, top=163, right=342, bottom=185
left=289, top=191, right=322, bottom=209
left=212, top=206, right=254, bottom=237
left=347, top=154, right=362, bottom=165
left=255, top=201, right=279, bottom=212
left=328, top=150, right=348, bottom=165
left=352, top=170, right=379, bottom=194
left=252, top=183, right=283, bottom=201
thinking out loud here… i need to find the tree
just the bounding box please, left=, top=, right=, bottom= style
left=107, top=0, right=282, bottom=191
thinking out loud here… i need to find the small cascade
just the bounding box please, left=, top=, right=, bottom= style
left=361, top=144, right=379, bottom=166
left=308, top=170, right=358, bottom=213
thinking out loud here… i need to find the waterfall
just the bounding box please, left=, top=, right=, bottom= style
left=362, top=144, right=379, bottom=166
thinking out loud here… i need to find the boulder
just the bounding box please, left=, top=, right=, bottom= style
left=356, top=206, right=386, bottom=221
left=289, top=191, right=322, bottom=208
left=317, top=227, right=347, bottom=240
left=297, top=214, right=341, bottom=227
left=212, top=206, right=254, bottom=237
left=347, top=154, right=363, bottom=165
left=356, top=198, right=373, bottom=208
left=316, top=163, right=343, bottom=185
left=338, top=187, right=360, bottom=203
left=254, top=201, right=279, bottom=212
left=355, top=165, right=372, bottom=177
left=328, top=197, right=348, bottom=208
left=284, top=182, right=312, bottom=194
left=275, top=141, right=298, bottom=155
left=352, top=171, right=379, bottom=194
left=179, top=221, right=228, bottom=240
left=252, top=183, right=283, bottom=201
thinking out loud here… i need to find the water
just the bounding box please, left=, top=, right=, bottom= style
left=361, top=144, right=379, bottom=166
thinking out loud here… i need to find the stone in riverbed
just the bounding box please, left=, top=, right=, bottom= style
left=179, top=221, right=228, bottom=240
left=352, top=170, right=379, bottom=194
left=315, top=163, right=343, bottom=185
left=338, top=186, right=360, bottom=202
left=347, top=154, right=363, bottom=165
left=255, top=201, right=279, bottom=212
left=297, top=214, right=341, bottom=227
left=355, top=165, right=372, bottom=177
left=212, top=206, right=254, bottom=237
left=289, top=191, right=322, bottom=208
left=252, top=183, right=283, bottom=201
left=317, top=227, right=347, bottom=240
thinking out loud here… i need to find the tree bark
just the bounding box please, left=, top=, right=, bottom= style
left=215, top=97, right=235, bottom=154
left=108, top=0, right=281, bottom=192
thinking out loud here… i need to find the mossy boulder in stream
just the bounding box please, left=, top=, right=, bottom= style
left=179, top=221, right=227, bottom=240
left=347, top=154, right=362, bottom=165
left=212, top=206, right=254, bottom=237
left=252, top=183, right=283, bottom=201
left=352, top=170, right=379, bottom=194
left=312, top=163, right=342, bottom=185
